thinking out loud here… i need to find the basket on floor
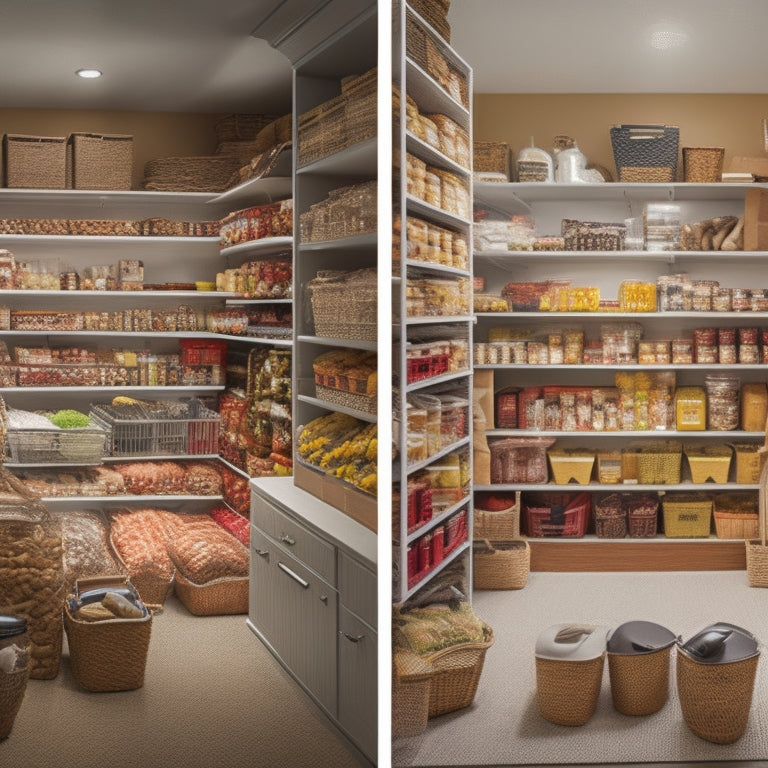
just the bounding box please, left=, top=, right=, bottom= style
left=173, top=571, right=248, bottom=616
left=535, top=623, right=608, bottom=726
left=676, top=623, right=760, bottom=744
left=425, top=622, right=493, bottom=717
left=392, top=650, right=432, bottom=739
left=746, top=458, right=768, bottom=586
left=607, top=621, right=677, bottom=716
left=473, top=540, right=529, bottom=590
left=63, top=577, right=152, bottom=692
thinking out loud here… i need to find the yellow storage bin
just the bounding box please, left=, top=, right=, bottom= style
left=732, top=443, right=764, bottom=484
left=548, top=449, right=595, bottom=485
left=684, top=444, right=733, bottom=484
left=662, top=493, right=712, bottom=538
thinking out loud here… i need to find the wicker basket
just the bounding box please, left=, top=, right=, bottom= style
left=6, top=427, right=107, bottom=465
left=63, top=577, right=152, bottom=692
left=408, top=0, right=451, bottom=41
left=141, top=155, right=241, bottom=192
left=523, top=492, right=591, bottom=538
left=610, top=124, right=679, bottom=183
left=424, top=622, right=493, bottom=717
left=746, top=459, right=768, bottom=587
left=683, top=147, right=725, bottom=183
left=0, top=662, right=29, bottom=739
left=342, top=68, right=377, bottom=149
left=215, top=113, right=281, bottom=142
left=3, top=134, right=67, bottom=189
left=309, top=269, right=377, bottom=342
left=473, top=493, right=520, bottom=540
left=298, top=94, right=348, bottom=167
left=624, top=493, right=660, bottom=538
left=676, top=646, right=759, bottom=744
left=714, top=493, right=759, bottom=539
left=173, top=571, right=248, bottom=616
left=594, top=493, right=627, bottom=538
left=473, top=539, right=529, bottom=590
left=67, top=133, right=133, bottom=190
left=109, top=532, right=175, bottom=607
left=733, top=443, right=764, bottom=484
left=662, top=493, right=713, bottom=538
left=637, top=440, right=682, bottom=485
left=392, top=650, right=432, bottom=739
left=473, top=141, right=510, bottom=179
left=684, top=444, right=732, bottom=484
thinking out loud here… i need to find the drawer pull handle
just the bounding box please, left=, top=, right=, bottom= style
left=254, top=548, right=269, bottom=558
left=339, top=631, right=365, bottom=643
left=278, top=561, right=309, bottom=589
left=279, top=533, right=296, bottom=546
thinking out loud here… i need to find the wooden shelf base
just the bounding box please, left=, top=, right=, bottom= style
left=529, top=538, right=747, bottom=572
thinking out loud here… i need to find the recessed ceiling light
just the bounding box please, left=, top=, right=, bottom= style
left=75, top=68, right=102, bottom=79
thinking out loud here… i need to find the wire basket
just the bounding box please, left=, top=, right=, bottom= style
left=6, top=427, right=107, bottom=465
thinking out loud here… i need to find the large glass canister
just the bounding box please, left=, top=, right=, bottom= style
left=705, top=374, right=741, bottom=431
left=0, top=615, right=31, bottom=739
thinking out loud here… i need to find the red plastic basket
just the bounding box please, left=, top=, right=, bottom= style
left=406, top=353, right=449, bottom=384
left=523, top=492, right=591, bottom=537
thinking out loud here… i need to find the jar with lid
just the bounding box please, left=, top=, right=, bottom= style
left=705, top=374, right=740, bottom=431
left=0, top=614, right=31, bottom=739
left=732, top=288, right=750, bottom=312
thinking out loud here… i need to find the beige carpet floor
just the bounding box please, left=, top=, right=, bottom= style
left=393, top=570, right=768, bottom=767
left=1, top=596, right=369, bottom=768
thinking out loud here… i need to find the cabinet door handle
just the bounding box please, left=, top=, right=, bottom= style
left=278, top=561, right=309, bottom=589
left=279, top=533, right=296, bottom=546
left=254, top=548, right=269, bottom=558
left=339, top=631, right=365, bottom=643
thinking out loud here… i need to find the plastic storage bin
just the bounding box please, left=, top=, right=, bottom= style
left=676, top=622, right=760, bottom=744
left=535, top=623, right=609, bottom=725
left=607, top=620, right=677, bottom=715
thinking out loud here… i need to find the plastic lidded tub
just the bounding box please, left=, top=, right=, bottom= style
left=535, top=623, right=608, bottom=661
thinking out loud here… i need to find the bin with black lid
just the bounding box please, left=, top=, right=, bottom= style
left=676, top=621, right=760, bottom=743
left=535, top=622, right=609, bottom=726
left=607, top=620, right=677, bottom=716
left=0, top=614, right=31, bottom=739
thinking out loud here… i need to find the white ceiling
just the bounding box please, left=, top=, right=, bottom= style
left=1, top=0, right=767, bottom=116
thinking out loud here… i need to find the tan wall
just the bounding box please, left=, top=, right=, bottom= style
left=473, top=93, right=768, bottom=179
left=0, top=109, right=224, bottom=188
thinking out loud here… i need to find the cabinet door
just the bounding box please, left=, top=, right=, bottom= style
left=249, top=526, right=280, bottom=647
left=338, top=606, right=377, bottom=761
left=272, top=547, right=339, bottom=715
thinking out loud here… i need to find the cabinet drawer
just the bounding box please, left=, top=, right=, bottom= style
left=339, top=552, right=377, bottom=629
left=252, top=496, right=336, bottom=586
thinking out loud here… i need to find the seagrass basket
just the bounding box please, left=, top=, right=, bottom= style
left=309, top=268, right=377, bottom=342
left=535, top=623, right=608, bottom=726
left=63, top=577, right=152, bottom=692
left=683, top=147, right=725, bottom=183
left=0, top=664, right=28, bottom=739
left=593, top=493, right=627, bottom=538
left=67, top=133, right=133, bottom=190
left=173, top=572, right=248, bottom=616
left=472, top=540, right=529, bottom=590
left=606, top=621, right=677, bottom=716
left=3, top=134, right=67, bottom=189
left=215, top=113, right=281, bottom=142
left=473, top=493, right=520, bottom=540
left=141, top=155, right=241, bottom=192
left=746, top=458, right=768, bottom=586
left=676, top=623, right=760, bottom=744
left=392, top=650, right=432, bottom=739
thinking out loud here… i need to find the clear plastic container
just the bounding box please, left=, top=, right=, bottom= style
left=705, top=374, right=740, bottom=431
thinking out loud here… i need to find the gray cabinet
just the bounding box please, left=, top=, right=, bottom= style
left=247, top=477, right=377, bottom=765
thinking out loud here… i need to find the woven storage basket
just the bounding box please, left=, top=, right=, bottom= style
left=610, top=124, right=679, bottom=183
left=392, top=650, right=432, bottom=739
left=215, top=113, right=281, bottom=142
left=676, top=646, right=759, bottom=744
left=173, top=572, right=248, bottom=616
left=594, top=493, right=627, bottom=538
left=683, top=147, right=725, bottom=183
left=3, top=134, right=67, bottom=189
left=625, top=493, right=660, bottom=537
left=548, top=449, right=595, bottom=485
left=109, top=532, right=175, bottom=607
left=714, top=493, right=759, bottom=539
left=67, top=133, right=133, bottom=190
left=637, top=440, right=682, bottom=484
left=141, top=155, right=241, bottom=192
left=536, top=655, right=605, bottom=725
left=473, top=493, right=520, bottom=540
left=746, top=459, right=768, bottom=586
left=409, top=0, right=451, bottom=42
left=684, top=444, right=732, bottom=484
left=63, top=577, right=152, bottom=692
left=662, top=493, right=713, bottom=538
left=425, top=622, right=493, bottom=717
left=0, top=662, right=29, bottom=739
left=309, top=269, right=377, bottom=342
left=473, top=141, right=510, bottom=178
left=342, top=68, right=377, bottom=149
left=473, top=539, right=529, bottom=590
left=298, top=94, right=348, bottom=167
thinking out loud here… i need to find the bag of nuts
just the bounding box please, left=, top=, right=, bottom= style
left=0, top=468, right=63, bottom=679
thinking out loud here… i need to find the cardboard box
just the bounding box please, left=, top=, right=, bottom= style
left=744, top=187, right=768, bottom=251
left=294, top=462, right=377, bottom=532
left=729, top=155, right=768, bottom=178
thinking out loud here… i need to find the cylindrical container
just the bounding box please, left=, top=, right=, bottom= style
left=732, top=288, right=751, bottom=312
left=739, top=327, right=759, bottom=364
left=718, top=327, right=737, bottom=365
left=712, top=288, right=732, bottom=312
left=0, top=615, right=31, bottom=740
left=677, top=622, right=759, bottom=744
left=607, top=620, right=677, bottom=716
left=705, top=374, right=740, bottom=431
left=535, top=623, right=608, bottom=726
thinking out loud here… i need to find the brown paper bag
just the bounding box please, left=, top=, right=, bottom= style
left=743, top=188, right=768, bottom=251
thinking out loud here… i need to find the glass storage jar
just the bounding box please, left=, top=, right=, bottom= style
left=705, top=374, right=740, bottom=431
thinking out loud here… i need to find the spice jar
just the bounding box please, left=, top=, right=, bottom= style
left=0, top=615, right=31, bottom=739
left=705, top=374, right=740, bottom=431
